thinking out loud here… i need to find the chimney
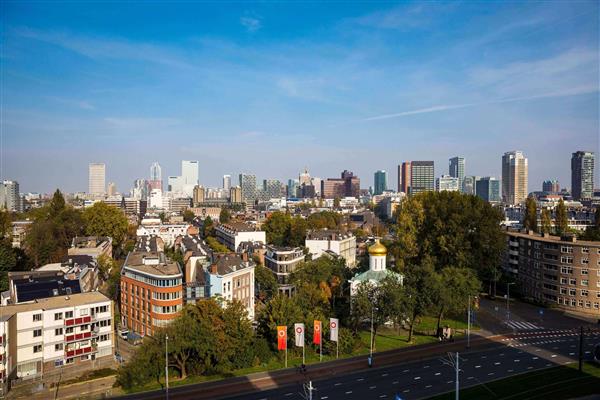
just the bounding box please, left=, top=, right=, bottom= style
left=210, top=264, right=218, bottom=274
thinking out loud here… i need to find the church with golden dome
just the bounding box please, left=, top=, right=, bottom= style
left=349, top=239, right=403, bottom=298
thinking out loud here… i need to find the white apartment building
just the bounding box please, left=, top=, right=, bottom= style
left=264, top=246, right=305, bottom=296
left=136, top=222, right=193, bottom=246
left=305, top=230, right=357, bottom=267
left=207, top=255, right=256, bottom=319
left=0, top=292, right=113, bottom=385
left=215, top=222, right=266, bottom=252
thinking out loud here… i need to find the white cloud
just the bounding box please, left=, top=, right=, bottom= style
left=240, top=16, right=262, bottom=33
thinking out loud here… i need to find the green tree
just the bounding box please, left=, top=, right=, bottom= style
left=183, top=209, right=195, bottom=222
left=524, top=196, right=538, bottom=232
left=333, top=197, right=341, bottom=209
left=201, top=216, right=215, bottom=238
left=432, top=267, right=480, bottom=333
left=555, top=199, right=569, bottom=236
left=219, top=208, right=231, bottom=223
left=288, top=216, right=308, bottom=247
left=205, top=236, right=229, bottom=253
left=255, top=264, right=278, bottom=302
left=256, top=294, right=303, bottom=348
left=403, top=260, right=438, bottom=342
left=0, top=240, right=17, bottom=291
left=0, top=209, right=11, bottom=238
left=83, top=202, right=129, bottom=247
left=541, top=208, right=553, bottom=234
left=263, top=211, right=291, bottom=246
left=24, top=190, right=84, bottom=266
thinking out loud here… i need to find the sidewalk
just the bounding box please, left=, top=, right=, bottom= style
left=27, top=375, right=119, bottom=400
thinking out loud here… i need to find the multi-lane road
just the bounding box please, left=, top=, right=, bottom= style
left=222, top=328, right=600, bottom=400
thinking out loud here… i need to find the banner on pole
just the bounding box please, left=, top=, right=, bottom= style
left=330, top=318, right=339, bottom=342
left=277, top=326, right=287, bottom=350
left=294, top=323, right=305, bottom=347
left=313, top=320, right=321, bottom=345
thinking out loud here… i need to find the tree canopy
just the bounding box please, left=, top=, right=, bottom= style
left=83, top=202, right=129, bottom=247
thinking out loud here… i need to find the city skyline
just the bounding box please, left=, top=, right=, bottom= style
left=2, top=1, right=599, bottom=193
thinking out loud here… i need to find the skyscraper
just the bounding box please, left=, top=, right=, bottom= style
left=223, top=175, right=231, bottom=191
left=88, top=163, right=106, bottom=195
left=449, top=157, right=465, bottom=192
left=230, top=186, right=242, bottom=203
left=239, top=174, right=258, bottom=203
left=374, top=170, right=388, bottom=195
left=299, top=168, right=311, bottom=186
left=262, top=179, right=283, bottom=200
left=181, top=160, right=199, bottom=197
left=399, top=162, right=411, bottom=194
left=149, top=162, right=163, bottom=191
left=502, top=151, right=528, bottom=205
left=0, top=180, right=22, bottom=212
left=571, top=151, right=595, bottom=200
left=193, top=185, right=205, bottom=204
left=476, top=177, right=501, bottom=202
left=410, top=161, right=434, bottom=194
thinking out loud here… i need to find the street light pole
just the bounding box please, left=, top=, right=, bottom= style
left=506, top=283, right=515, bottom=322
left=165, top=334, right=169, bottom=400
left=467, top=298, right=471, bottom=349
left=369, top=305, right=375, bottom=367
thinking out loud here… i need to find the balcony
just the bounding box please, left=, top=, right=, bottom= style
left=65, top=346, right=94, bottom=358
left=65, top=316, right=92, bottom=326
left=65, top=331, right=94, bottom=343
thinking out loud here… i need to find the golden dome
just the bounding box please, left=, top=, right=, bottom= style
left=368, top=240, right=387, bottom=256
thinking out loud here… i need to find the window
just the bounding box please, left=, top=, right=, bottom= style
left=594, top=302, right=599, bottom=309
left=581, top=280, right=589, bottom=287
left=578, top=300, right=584, bottom=307
left=561, top=246, right=573, bottom=253
left=54, top=312, right=63, bottom=320
left=560, top=256, right=573, bottom=264
left=582, top=269, right=589, bottom=275
left=582, top=247, right=589, bottom=254
left=99, top=334, right=110, bottom=342
left=33, top=313, right=42, bottom=322
left=55, top=343, right=63, bottom=351
left=99, top=319, right=111, bottom=327
left=65, top=311, right=73, bottom=318
left=80, top=308, right=88, bottom=316
left=582, top=259, right=589, bottom=265
left=569, top=278, right=577, bottom=285
left=569, top=288, right=576, bottom=296
left=560, top=287, right=567, bottom=294
left=561, top=266, right=573, bottom=274
left=55, top=328, right=63, bottom=336
left=33, top=329, right=42, bottom=337
left=581, top=290, right=589, bottom=297
left=33, top=345, right=42, bottom=353
left=560, top=277, right=567, bottom=284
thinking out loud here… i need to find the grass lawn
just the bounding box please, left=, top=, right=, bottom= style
left=426, top=361, right=600, bottom=400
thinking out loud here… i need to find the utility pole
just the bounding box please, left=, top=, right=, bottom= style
left=578, top=326, right=584, bottom=372
left=467, top=298, right=471, bottom=349
left=369, top=305, right=376, bottom=367
left=165, top=334, right=169, bottom=400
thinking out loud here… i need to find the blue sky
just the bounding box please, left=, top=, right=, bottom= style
left=1, top=1, right=598, bottom=193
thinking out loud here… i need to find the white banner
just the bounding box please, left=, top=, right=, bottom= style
left=330, top=318, right=339, bottom=342
left=294, top=323, right=305, bottom=347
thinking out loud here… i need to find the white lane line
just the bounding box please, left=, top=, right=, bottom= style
left=285, top=393, right=293, bottom=397
left=569, top=352, right=575, bottom=356
left=379, top=395, right=387, bottom=399
left=508, top=369, right=514, bottom=373
left=532, top=357, right=539, bottom=360
left=494, top=362, right=501, bottom=365
left=435, top=372, right=441, bottom=376
left=475, top=365, right=481, bottom=368
left=345, top=391, right=352, bottom=394
left=403, top=369, right=409, bottom=373
left=369, top=386, right=376, bottom=390
left=381, top=373, right=388, bottom=377
left=447, top=380, right=454, bottom=384
left=321, top=397, right=329, bottom=400
left=468, top=376, right=474, bottom=380
left=392, top=381, right=398, bottom=385
left=488, top=372, right=495, bottom=376
left=423, top=365, right=430, bottom=369
left=357, top=378, right=364, bottom=382
left=414, top=376, right=421, bottom=380
left=425, top=385, right=432, bottom=388
left=527, top=366, right=533, bottom=370
left=514, top=359, right=520, bottom=362
left=334, top=383, right=342, bottom=386
left=403, top=389, right=410, bottom=393
left=551, top=355, right=557, bottom=358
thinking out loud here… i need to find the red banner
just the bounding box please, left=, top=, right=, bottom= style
left=277, top=326, right=287, bottom=350
left=313, top=320, right=321, bottom=345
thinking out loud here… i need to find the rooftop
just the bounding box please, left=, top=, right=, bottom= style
left=211, top=254, right=254, bottom=276
left=0, top=291, right=110, bottom=320
left=124, top=251, right=182, bottom=276
left=217, top=222, right=261, bottom=233
left=71, top=236, right=111, bottom=248
left=506, top=229, right=600, bottom=247
left=306, top=229, right=354, bottom=241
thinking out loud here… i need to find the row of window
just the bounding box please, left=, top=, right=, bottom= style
left=33, top=305, right=109, bottom=324
left=557, top=297, right=600, bottom=309
left=123, top=270, right=182, bottom=287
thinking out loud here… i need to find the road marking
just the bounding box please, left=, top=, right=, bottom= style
left=551, top=355, right=557, bottom=358
left=468, top=376, right=474, bottom=380
left=481, top=355, right=487, bottom=359
left=546, top=363, right=552, bottom=367
left=381, top=373, right=388, bottom=377
left=403, top=389, right=410, bottom=393
left=414, top=376, right=421, bottom=380
left=508, top=369, right=514, bottom=373
left=514, top=359, right=520, bottom=362
left=527, top=366, right=533, bottom=370
left=334, top=383, right=342, bottom=386
left=423, top=365, right=430, bottom=369
left=285, top=393, right=293, bottom=397
left=435, top=372, right=441, bottom=376
left=357, top=378, right=364, bottom=382
left=392, top=381, right=398, bottom=385
left=369, top=386, right=376, bottom=390
left=569, top=352, right=575, bottom=356
left=321, top=397, right=328, bottom=400
left=499, top=353, right=504, bottom=356
left=379, top=395, right=387, bottom=398
left=475, top=365, right=481, bottom=368
left=447, top=380, right=453, bottom=384
left=403, top=369, right=409, bottom=373
left=494, top=362, right=501, bottom=365
left=425, top=384, right=432, bottom=388
left=345, top=391, right=352, bottom=394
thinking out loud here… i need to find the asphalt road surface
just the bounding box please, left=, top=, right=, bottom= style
left=222, top=328, right=600, bottom=400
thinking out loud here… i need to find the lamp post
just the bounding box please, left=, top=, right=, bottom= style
left=506, top=282, right=515, bottom=322
left=165, top=334, right=169, bottom=400
left=369, top=305, right=377, bottom=367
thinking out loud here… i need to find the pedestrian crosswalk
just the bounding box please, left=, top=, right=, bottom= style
left=504, top=320, right=541, bottom=330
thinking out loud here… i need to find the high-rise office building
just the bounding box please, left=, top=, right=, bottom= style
left=341, top=170, right=360, bottom=198
left=299, top=168, right=311, bottom=186
left=149, top=162, right=162, bottom=191
left=476, top=177, right=501, bottom=203
left=239, top=174, right=258, bottom=203
left=262, top=179, right=283, bottom=200
left=0, top=180, right=22, bottom=212
left=223, top=175, right=231, bottom=191
left=410, top=161, right=434, bottom=194
left=449, top=157, right=465, bottom=192
left=107, top=182, right=117, bottom=196
left=542, top=179, right=560, bottom=193
left=571, top=151, right=595, bottom=200
left=181, top=160, right=199, bottom=197
left=230, top=186, right=242, bottom=203
left=132, top=179, right=149, bottom=200
left=436, top=175, right=459, bottom=192
left=168, top=176, right=183, bottom=193
left=502, top=151, right=528, bottom=205
left=287, top=179, right=299, bottom=198
left=398, top=162, right=411, bottom=194
left=88, top=163, right=106, bottom=195
left=374, top=170, right=388, bottom=195
left=462, top=175, right=479, bottom=195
